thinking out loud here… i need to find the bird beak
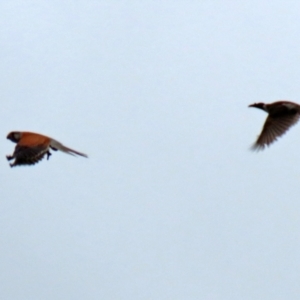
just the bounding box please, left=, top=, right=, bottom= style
left=248, top=103, right=255, bottom=107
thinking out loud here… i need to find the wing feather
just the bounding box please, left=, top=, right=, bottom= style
left=10, top=145, right=48, bottom=167
left=252, top=113, right=300, bottom=150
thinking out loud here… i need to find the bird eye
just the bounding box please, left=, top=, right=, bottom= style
left=13, top=133, right=20, bottom=140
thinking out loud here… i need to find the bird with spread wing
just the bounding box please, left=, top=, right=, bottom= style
left=6, top=131, right=87, bottom=167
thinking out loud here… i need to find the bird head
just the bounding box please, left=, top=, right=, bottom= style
left=7, top=131, right=22, bottom=143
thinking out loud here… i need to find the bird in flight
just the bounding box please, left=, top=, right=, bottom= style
left=249, top=101, right=300, bottom=150
left=6, top=131, right=88, bottom=167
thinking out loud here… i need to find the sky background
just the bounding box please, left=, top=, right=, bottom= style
left=1, top=1, right=300, bottom=299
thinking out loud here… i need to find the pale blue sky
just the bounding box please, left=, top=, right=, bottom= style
left=1, top=1, right=300, bottom=299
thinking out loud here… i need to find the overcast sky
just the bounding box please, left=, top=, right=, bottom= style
left=1, top=1, right=300, bottom=299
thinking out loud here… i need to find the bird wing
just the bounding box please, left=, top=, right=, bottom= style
left=252, top=113, right=300, bottom=150
left=11, top=144, right=48, bottom=166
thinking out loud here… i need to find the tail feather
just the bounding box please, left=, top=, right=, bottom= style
left=50, top=139, right=88, bottom=158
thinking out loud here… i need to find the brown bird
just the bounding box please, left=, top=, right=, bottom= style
left=249, top=101, right=300, bottom=150
left=6, top=131, right=88, bottom=167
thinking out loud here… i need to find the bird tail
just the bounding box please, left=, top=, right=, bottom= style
left=50, top=139, right=88, bottom=158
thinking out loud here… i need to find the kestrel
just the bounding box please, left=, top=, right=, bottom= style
left=6, top=131, right=88, bottom=167
left=249, top=101, right=300, bottom=150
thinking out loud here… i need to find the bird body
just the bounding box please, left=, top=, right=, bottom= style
left=6, top=131, right=87, bottom=167
left=249, top=101, right=300, bottom=150
left=16, top=132, right=51, bottom=149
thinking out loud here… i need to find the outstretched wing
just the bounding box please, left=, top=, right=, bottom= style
left=252, top=113, right=300, bottom=150
left=10, top=145, right=48, bottom=167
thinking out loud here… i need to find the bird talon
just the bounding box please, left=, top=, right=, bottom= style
left=46, top=151, right=52, bottom=160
